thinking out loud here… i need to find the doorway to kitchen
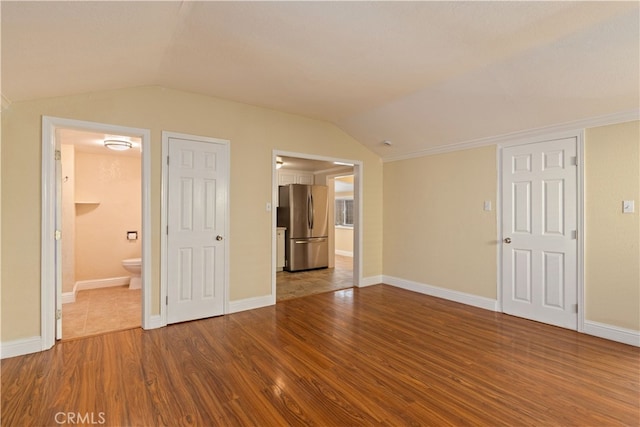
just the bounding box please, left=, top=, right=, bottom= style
left=272, top=152, right=360, bottom=302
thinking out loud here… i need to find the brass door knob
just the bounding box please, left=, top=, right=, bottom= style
left=504, top=237, right=512, bottom=244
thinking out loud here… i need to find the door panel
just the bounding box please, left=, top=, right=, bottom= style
left=167, top=137, right=227, bottom=324
left=502, top=137, right=577, bottom=329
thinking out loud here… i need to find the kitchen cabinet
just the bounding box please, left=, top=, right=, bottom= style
left=278, top=170, right=314, bottom=186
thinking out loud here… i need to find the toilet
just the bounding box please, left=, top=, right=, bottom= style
left=122, top=258, right=142, bottom=289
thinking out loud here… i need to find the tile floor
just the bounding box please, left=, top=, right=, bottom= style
left=62, top=285, right=141, bottom=340
left=276, top=255, right=354, bottom=301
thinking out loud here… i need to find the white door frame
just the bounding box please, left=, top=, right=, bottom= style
left=160, top=131, right=231, bottom=325
left=272, top=150, right=363, bottom=302
left=41, top=116, right=152, bottom=350
left=497, top=129, right=585, bottom=332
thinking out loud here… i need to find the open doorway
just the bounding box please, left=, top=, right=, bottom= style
left=58, top=128, right=142, bottom=339
left=41, top=117, right=151, bottom=350
left=272, top=153, right=359, bottom=302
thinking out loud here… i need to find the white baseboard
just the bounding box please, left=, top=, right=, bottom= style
left=228, top=294, right=275, bottom=314
left=383, top=275, right=498, bottom=312
left=1, top=336, right=42, bottom=359
left=359, top=275, right=383, bottom=287
left=62, top=276, right=131, bottom=304
left=335, top=250, right=353, bottom=257
left=76, top=276, right=130, bottom=291
left=583, top=320, right=640, bottom=347
left=143, top=314, right=165, bottom=330
left=61, top=291, right=76, bottom=304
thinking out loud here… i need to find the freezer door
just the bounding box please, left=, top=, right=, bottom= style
left=287, top=237, right=328, bottom=272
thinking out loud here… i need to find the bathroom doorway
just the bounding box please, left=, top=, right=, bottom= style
left=58, top=128, right=142, bottom=339
left=41, top=117, right=151, bottom=348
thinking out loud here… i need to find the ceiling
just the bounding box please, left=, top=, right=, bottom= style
left=2, top=2, right=638, bottom=160
left=57, top=129, right=142, bottom=158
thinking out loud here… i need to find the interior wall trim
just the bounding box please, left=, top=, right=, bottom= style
left=360, top=275, right=383, bottom=287
left=382, top=109, right=640, bottom=162
left=0, top=336, right=42, bottom=360
left=583, top=320, right=640, bottom=347
left=383, top=275, right=499, bottom=312
left=228, top=294, right=275, bottom=314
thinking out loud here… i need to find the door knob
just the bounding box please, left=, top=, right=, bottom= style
left=504, top=237, right=511, bottom=244
left=216, top=235, right=223, bottom=241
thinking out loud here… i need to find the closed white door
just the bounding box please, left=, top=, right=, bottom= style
left=501, top=137, right=577, bottom=329
left=167, top=136, right=227, bottom=324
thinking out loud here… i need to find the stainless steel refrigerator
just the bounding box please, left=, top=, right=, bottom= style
left=278, top=184, right=329, bottom=272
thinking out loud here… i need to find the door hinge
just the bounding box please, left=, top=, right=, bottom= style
left=55, top=150, right=61, bottom=161
left=572, top=304, right=578, bottom=314
left=166, top=296, right=169, bottom=305
left=56, top=309, right=62, bottom=320
left=571, top=230, right=577, bottom=240
left=167, top=156, right=170, bottom=165
left=166, top=225, right=169, bottom=235
left=54, top=230, right=62, bottom=240
left=570, top=156, right=577, bottom=166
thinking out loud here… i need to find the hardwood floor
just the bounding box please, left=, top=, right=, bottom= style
left=276, top=254, right=353, bottom=301
left=2, top=285, right=638, bottom=426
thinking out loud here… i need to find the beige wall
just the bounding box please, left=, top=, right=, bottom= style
left=335, top=227, right=354, bottom=254
left=383, top=146, right=498, bottom=298
left=384, top=121, right=639, bottom=333
left=74, top=151, right=142, bottom=282
left=0, top=86, right=383, bottom=342
left=584, top=121, right=639, bottom=331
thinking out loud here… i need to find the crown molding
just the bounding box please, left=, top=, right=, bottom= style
left=382, top=109, right=640, bottom=163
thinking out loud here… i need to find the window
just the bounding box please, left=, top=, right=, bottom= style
left=335, top=198, right=354, bottom=227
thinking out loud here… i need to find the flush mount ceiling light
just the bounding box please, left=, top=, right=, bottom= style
left=104, top=139, right=132, bottom=151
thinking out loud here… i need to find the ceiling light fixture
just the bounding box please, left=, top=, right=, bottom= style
left=104, top=139, right=132, bottom=151
left=382, top=140, right=392, bottom=146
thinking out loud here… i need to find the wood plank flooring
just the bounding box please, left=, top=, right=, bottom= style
left=2, top=285, right=638, bottom=426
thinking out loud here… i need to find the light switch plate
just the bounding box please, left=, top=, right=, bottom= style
left=266, top=202, right=272, bottom=212
left=623, top=200, right=635, bottom=214
left=483, top=200, right=492, bottom=211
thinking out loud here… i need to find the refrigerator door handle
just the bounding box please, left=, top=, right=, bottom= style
left=309, top=193, right=314, bottom=230
left=294, top=237, right=327, bottom=244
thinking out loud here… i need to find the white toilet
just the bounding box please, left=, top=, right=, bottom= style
left=122, top=258, right=142, bottom=289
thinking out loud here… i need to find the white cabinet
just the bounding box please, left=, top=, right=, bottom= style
left=278, top=170, right=314, bottom=186
left=276, top=228, right=286, bottom=271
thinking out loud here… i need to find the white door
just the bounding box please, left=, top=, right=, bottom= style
left=501, top=137, right=577, bottom=329
left=167, top=136, right=227, bottom=324
left=55, top=148, right=63, bottom=339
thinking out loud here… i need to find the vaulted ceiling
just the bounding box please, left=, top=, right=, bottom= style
left=2, top=1, right=638, bottom=160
